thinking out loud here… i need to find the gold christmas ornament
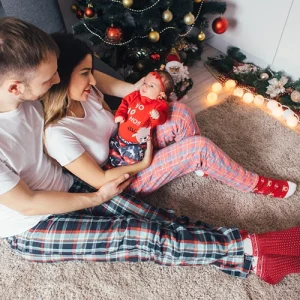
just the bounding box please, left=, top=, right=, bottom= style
left=259, top=72, right=269, bottom=80
left=162, top=9, right=173, bottom=22
left=194, top=0, right=203, bottom=3
left=71, top=4, right=79, bottom=13
left=148, top=30, right=160, bottom=43
left=122, top=0, right=133, bottom=8
left=291, top=90, right=300, bottom=103
left=184, top=12, right=195, bottom=25
left=197, top=31, right=205, bottom=41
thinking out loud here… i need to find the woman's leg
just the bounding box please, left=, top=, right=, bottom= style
left=131, top=102, right=296, bottom=198
left=4, top=212, right=251, bottom=279
left=152, top=102, right=200, bottom=149
left=130, top=135, right=258, bottom=196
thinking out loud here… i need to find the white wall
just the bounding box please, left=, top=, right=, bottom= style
left=206, top=0, right=300, bottom=80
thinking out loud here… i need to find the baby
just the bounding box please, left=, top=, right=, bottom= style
left=109, top=70, right=174, bottom=166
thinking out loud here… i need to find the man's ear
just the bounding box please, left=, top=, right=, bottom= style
left=158, top=91, right=166, bottom=100
left=7, top=81, right=24, bottom=95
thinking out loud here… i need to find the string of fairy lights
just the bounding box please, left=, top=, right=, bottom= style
left=206, top=80, right=300, bottom=129
left=82, top=0, right=205, bottom=46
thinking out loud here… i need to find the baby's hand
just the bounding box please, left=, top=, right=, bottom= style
left=150, top=109, right=160, bottom=120
left=115, top=116, right=125, bottom=123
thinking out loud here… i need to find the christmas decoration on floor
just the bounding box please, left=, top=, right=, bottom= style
left=204, top=47, right=300, bottom=129
left=71, top=0, right=227, bottom=100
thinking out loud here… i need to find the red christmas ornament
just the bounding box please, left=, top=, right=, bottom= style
left=212, top=17, right=228, bottom=34
left=76, top=9, right=84, bottom=19
left=84, top=6, right=95, bottom=18
left=106, top=26, right=122, bottom=43
left=150, top=53, right=160, bottom=61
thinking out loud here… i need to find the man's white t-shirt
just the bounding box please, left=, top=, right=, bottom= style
left=0, top=101, right=73, bottom=237
left=45, top=88, right=117, bottom=167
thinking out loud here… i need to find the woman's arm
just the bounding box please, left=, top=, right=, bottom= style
left=64, top=140, right=153, bottom=190
left=0, top=175, right=131, bottom=216
left=93, top=70, right=144, bottom=98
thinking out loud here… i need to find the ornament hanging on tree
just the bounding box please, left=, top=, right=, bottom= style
left=84, top=3, right=96, bottom=19
left=194, top=0, right=202, bottom=2
left=122, top=0, right=133, bottom=8
left=197, top=31, right=205, bottom=41
left=162, top=9, right=173, bottom=22
left=106, top=25, right=122, bottom=44
left=212, top=17, right=228, bottom=34
left=150, top=53, right=160, bottom=61
left=184, top=12, right=195, bottom=25
left=71, top=4, right=79, bottom=13
left=76, top=9, right=84, bottom=19
left=148, top=30, right=160, bottom=43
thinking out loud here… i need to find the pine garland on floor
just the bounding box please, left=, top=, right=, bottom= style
left=206, top=47, right=300, bottom=114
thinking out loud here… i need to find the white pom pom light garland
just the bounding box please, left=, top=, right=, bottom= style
left=207, top=81, right=300, bottom=129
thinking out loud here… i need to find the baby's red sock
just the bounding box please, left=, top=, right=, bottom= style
left=250, top=226, right=300, bottom=256
left=255, top=255, right=300, bottom=284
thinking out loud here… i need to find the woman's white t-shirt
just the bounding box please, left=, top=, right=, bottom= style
left=0, top=101, right=73, bottom=237
left=45, top=88, right=117, bottom=167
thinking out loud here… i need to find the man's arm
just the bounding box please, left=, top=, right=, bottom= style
left=0, top=175, right=130, bottom=216
left=93, top=70, right=144, bottom=98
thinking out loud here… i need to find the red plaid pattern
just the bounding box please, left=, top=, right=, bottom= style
left=129, top=103, right=258, bottom=196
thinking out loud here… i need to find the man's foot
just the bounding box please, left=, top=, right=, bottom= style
left=252, top=175, right=296, bottom=198
left=255, top=255, right=300, bottom=285
left=250, top=226, right=300, bottom=257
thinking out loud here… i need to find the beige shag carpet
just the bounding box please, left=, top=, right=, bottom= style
left=1, top=98, right=300, bottom=300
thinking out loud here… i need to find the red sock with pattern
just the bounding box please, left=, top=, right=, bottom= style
left=250, top=227, right=300, bottom=257
left=255, top=255, right=300, bottom=284
left=252, top=175, right=296, bottom=198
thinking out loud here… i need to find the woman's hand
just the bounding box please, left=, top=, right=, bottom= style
left=133, top=77, right=145, bottom=91
left=142, top=139, right=153, bottom=168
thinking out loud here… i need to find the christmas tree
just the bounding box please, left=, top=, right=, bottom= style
left=72, top=0, right=227, bottom=92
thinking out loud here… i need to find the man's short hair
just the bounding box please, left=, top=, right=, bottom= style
left=0, top=17, right=59, bottom=85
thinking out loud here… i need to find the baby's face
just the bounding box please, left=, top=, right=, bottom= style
left=140, top=73, right=162, bottom=100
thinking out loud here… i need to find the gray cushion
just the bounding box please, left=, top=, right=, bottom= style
left=1, top=0, right=65, bottom=33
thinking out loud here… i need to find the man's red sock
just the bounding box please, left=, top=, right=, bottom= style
left=250, top=226, right=300, bottom=257
left=255, top=255, right=300, bottom=285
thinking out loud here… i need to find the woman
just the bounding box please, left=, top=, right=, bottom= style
left=42, top=33, right=296, bottom=200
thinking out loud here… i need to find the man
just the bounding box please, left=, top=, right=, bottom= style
left=1, top=17, right=299, bottom=285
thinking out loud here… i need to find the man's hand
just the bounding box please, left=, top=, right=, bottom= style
left=115, top=116, right=125, bottom=123
left=95, top=174, right=132, bottom=205
left=150, top=109, right=160, bottom=120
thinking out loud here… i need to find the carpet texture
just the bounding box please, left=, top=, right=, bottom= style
left=1, top=98, right=300, bottom=300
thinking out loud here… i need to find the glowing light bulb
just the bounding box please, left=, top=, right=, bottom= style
left=272, top=106, right=283, bottom=117
left=233, top=87, right=244, bottom=97
left=287, top=115, right=298, bottom=127
left=267, top=100, right=279, bottom=111
left=211, top=82, right=222, bottom=93
left=254, top=95, right=264, bottom=106
left=224, top=80, right=236, bottom=91
left=207, top=92, right=218, bottom=103
left=242, top=92, right=254, bottom=103
left=283, top=109, right=294, bottom=120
